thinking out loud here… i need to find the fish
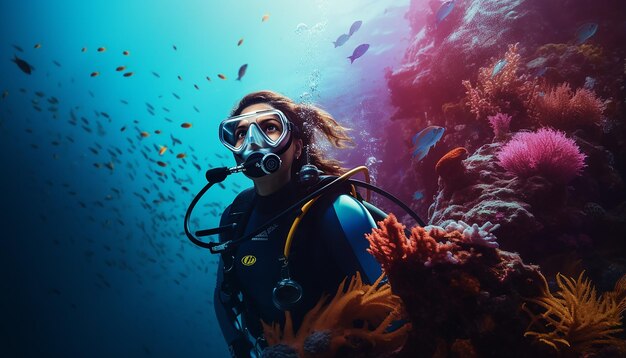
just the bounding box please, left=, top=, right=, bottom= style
left=413, top=191, right=424, bottom=200
left=97, top=47, right=106, bottom=52
left=236, top=64, right=248, bottom=81
left=171, top=134, right=182, bottom=146
left=176, top=153, right=186, bottom=159
left=152, top=71, right=160, bottom=78
left=347, top=44, right=369, bottom=63
left=206, top=76, right=211, bottom=81
left=157, top=161, right=167, bottom=167
left=52, top=60, right=62, bottom=67
left=348, top=20, right=362, bottom=36
left=120, top=126, right=126, bottom=132
left=140, top=131, right=150, bottom=138
left=237, top=38, right=244, bottom=46
left=435, top=0, right=455, bottom=25
left=491, top=59, right=507, bottom=78
left=123, top=72, right=134, bottom=77
left=159, top=146, right=167, bottom=155
left=116, top=66, right=126, bottom=71
left=81, top=47, right=87, bottom=52
left=181, top=122, right=192, bottom=128
left=12, top=55, right=34, bottom=74
left=35, top=91, right=45, bottom=97
left=173, top=44, right=177, bottom=50
left=333, top=33, right=350, bottom=48
left=12, top=44, right=24, bottom=52
left=120, top=99, right=129, bottom=104
left=155, top=130, right=161, bottom=134
left=34, top=43, right=41, bottom=49
left=193, top=106, right=200, bottom=113
left=412, top=126, right=445, bottom=161
left=123, top=50, right=130, bottom=55
left=262, top=14, right=270, bottom=22
left=575, top=22, right=598, bottom=45
left=218, top=74, right=226, bottom=80
left=105, top=162, right=114, bottom=171
left=194, top=84, right=199, bottom=90
left=172, top=92, right=180, bottom=99
left=90, top=71, right=99, bottom=77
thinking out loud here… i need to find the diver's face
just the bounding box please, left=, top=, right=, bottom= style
left=239, top=103, right=302, bottom=181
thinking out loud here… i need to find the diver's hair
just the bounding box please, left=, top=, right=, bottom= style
left=230, top=90, right=355, bottom=177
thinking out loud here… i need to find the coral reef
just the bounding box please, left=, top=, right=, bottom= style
left=487, top=113, right=512, bottom=140
left=435, top=147, right=468, bottom=187
left=365, top=214, right=544, bottom=357
left=524, top=272, right=626, bottom=355
left=497, top=128, right=587, bottom=184
left=261, top=271, right=410, bottom=358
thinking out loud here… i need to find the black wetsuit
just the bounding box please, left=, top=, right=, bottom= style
left=214, top=179, right=382, bottom=357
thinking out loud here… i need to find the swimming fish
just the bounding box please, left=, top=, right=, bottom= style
left=12, top=55, right=34, bottom=74
left=436, top=0, right=455, bottom=25
left=262, top=14, right=270, bottom=22
left=333, top=34, right=350, bottom=48
left=194, top=84, right=199, bottom=90
left=412, top=125, right=445, bottom=161
left=81, top=47, right=87, bottom=52
left=120, top=126, right=126, bottom=132
left=173, top=44, right=177, bottom=50
left=218, top=74, right=226, bottom=80
left=206, top=76, right=211, bottom=81
left=140, top=131, right=150, bottom=138
left=348, top=20, right=362, bottom=36
left=575, top=22, right=598, bottom=45
left=13, top=44, right=24, bottom=52
left=52, top=60, right=62, bottom=67
left=123, top=50, right=130, bottom=55
left=176, top=153, right=186, bottom=159
left=177, top=75, right=183, bottom=81
left=90, top=71, right=99, bottom=77
left=413, top=191, right=424, bottom=200
left=155, top=130, right=161, bottom=134
left=491, top=59, right=507, bottom=78
left=34, top=43, right=41, bottom=49
left=171, top=134, right=182, bottom=146
left=97, top=47, right=106, bottom=52
left=159, top=146, right=167, bottom=155
left=116, top=66, right=126, bottom=71
left=181, top=122, right=192, bottom=128
left=172, top=92, right=180, bottom=99
left=236, top=64, right=248, bottom=81
left=123, top=72, right=134, bottom=77
left=237, top=38, right=244, bottom=46
left=152, top=71, right=160, bottom=78
left=157, top=161, right=167, bottom=167
left=348, top=44, right=369, bottom=63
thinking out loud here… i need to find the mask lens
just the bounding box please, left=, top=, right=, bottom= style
left=220, top=111, right=287, bottom=151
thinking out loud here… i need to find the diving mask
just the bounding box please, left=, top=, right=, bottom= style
left=219, top=109, right=295, bottom=160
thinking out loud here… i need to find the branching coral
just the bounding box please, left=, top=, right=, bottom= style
left=524, top=272, right=626, bottom=354
left=462, top=43, right=541, bottom=121
left=532, top=82, right=605, bottom=130
left=497, top=128, right=586, bottom=184
left=487, top=113, right=512, bottom=140
left=261, top=271, right=410, bottom=358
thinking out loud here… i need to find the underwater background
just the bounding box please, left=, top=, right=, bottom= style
left=1, top=0, right=625, bottom=357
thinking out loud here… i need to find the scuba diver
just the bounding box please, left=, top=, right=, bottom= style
left=183, top=90, right=424, bottom=357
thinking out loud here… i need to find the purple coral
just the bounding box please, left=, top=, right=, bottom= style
left=497, top=128, right=586, bottom=184
left=487, top=113, right=512, bottom=140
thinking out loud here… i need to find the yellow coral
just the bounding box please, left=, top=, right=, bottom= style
left=262, top=271, right=410, bottom=357
left=524, top=271, right=626, bottom=354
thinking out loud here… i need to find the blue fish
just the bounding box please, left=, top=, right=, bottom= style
left=333, top=33, right=350, bottom=48
left=575, top=22, right=598, bottom=45
left=436, top=0, right=455, bottom=25
left=348, top=43, right=369, bottom=64
left=412, top=126, right=445, bottom=161
left=491, top=59, right=507, bottom=78
left=413, top=191, right=424, bottom=200
left=348, top=20, right=362, bottom=36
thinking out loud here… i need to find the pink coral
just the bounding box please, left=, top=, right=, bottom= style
left=533, top=83, right=605, bottom=130
left=497, top=128, right=586, bottom=184
left=487, top=113, right=512, bottom=140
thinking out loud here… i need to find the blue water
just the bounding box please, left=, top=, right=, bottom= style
left=0, top=1, right=411, bottom=356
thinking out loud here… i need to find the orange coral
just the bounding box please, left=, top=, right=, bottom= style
left=435, top=147, right=468, bottom=180
left=261, top=271, right=410, bottom=357
left=462, top=43, right=541, bottom=121
left=524, top=271, right=626, bottom=354
left=533, top=82, right=605, bottom=130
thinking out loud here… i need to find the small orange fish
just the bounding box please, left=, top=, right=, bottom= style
left=154, top=130, right=161, bottom=134
left=237, top=38, right=244, bottom=46
left=34, top=43, right=41, bottom=49
left=177, top=75, right=182, bottom=81
left=81, top=47, right=87, bottom=52
left=181, top=122, right=192, bottom=128
left=262, top=14, right=270, bottom=22
left=123, top=72, right=134, bottom=77
left=120, top=126, right=126, bottom=132
left=218, top=74, right=226, bottom=80
left=159, top=146, right=167, bottom=155
left=97, top=47, right=106, bottom=52
left=157, top=161, right=167, bottom=167
left=194, top=84, right=199, bottom=90
left=116, top=66, right=126, bottom=72
left=123, top=50, right=129, bottom=55
left=176, top=153, right=186, bottom=159
left=140, top=131, right=150, bottom=137
left=90, top=71, right=99, bottom=77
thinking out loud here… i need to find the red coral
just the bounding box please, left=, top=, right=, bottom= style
left=533, top=83, right=605, bottom=130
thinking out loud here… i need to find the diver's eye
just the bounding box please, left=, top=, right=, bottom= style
left=265, top=124, right=278, bottom=133
left=235, top=129, right=247, bottom=139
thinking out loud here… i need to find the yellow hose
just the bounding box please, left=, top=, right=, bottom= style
left=283, top=166, right=371, bottom=258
